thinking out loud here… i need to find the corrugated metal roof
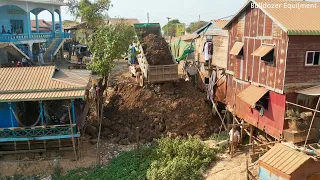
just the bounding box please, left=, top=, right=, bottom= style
left=52, top=69, right=91, bottom=87
left=224, top=0, right=320, bottom=35
left=212, top=20, right=229, bottom=29
left=230, top=42, right=244, bottom=55
left=252, top=45, right=274, bottom=56
left=0, top=90, right=85, bottom=102
left=109, top=18, right=140, bottom=25
left=0, top=66, right=89, bottom=101
left=259, top=143, right=311, bottom=175
left=296, top=85, right=320, bottom=96
left=237, top=85, right=269, bottom=106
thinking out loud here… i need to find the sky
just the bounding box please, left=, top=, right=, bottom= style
left=34, top=0, right=247, bottom=25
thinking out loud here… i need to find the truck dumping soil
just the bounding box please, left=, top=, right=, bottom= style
left=86, top=78, right=219, bottom=144
left=142, top=34, right=174, bottom=65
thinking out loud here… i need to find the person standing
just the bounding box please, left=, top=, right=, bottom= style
left=1, top=25, right=6, bottom=34
left=129, top=43, right=136, bottom=65
left=38, top=47, right=45, bottom=65
left=22, top=57, right=28, bottom=67
left=229, top=127, right=240, bottom=156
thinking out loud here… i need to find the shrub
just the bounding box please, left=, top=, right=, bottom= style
left=146, top=137, right=217, bottom=180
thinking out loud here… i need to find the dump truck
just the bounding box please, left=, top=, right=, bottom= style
left=129, top=23, right=178, bottom=87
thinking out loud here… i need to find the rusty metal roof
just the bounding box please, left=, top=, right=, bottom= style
left=259, top=143, right=311, bottom=175
left=224, top=0, right=320, bottom=35
left=237, top=85, right=269, bottom=106
left=252, top=45, right=274, bottom=57
left=296, top=85, right=320, bottom=96
left=109, top=18, right=140, bottom=25
left=0, top=66, right=89, bottom=102
left=230, top=42, right=244, bottom=55
left=212, top=20, right=229, bottom=29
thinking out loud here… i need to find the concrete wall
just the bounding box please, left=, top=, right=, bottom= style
left=0, top=102, right=18, bottom=128
left=0, top=5, right=28, bottom=34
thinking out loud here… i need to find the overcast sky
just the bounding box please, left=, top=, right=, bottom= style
left=33, top=0, right=247, bottom=25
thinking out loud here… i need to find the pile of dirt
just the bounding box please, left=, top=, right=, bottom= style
left=142, top=34, right=173, bottom=65
left=86, top=79, right=219, bottom=144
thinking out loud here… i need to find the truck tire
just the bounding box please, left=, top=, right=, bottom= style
left=139, top=73, right=145, bottom=87
left=136, top=72, right=141, bottom=84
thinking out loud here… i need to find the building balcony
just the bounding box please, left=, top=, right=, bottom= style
left=11, top=0, right=66, bottom=5
left=0, top=32, right=72, bottom=43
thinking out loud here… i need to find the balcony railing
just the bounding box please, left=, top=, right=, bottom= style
left=0, top=32, right=72, bottom=42
left=0, top=125, right=79, bottom=142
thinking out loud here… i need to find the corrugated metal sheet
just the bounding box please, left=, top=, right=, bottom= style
left=230, top=42, right=244, bottom=55
left=0, top=66, right=89, bottom=102
left=252, top=45, right=274, bottom=56
left=0, top=90, right=85, bottom=102
left=224, top=0, right=320, bottom=35
left=212, top=20, right=229, bottom=29
left=296, top=85, right=320, bottom=96
left=0, top=66, right=76, bottom=92
left=237, top=85, right=268, bottom=106
left=52, top=69, right=91, bottom=87
left=259, top=143, right=310, bottom=175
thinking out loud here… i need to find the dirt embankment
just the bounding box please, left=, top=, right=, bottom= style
left=142, top=34, right=173, bottom=65
left=86, top=78, right=219, bottom=144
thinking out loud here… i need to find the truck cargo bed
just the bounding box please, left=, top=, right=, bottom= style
left=133, top=23, right=178, bottom=84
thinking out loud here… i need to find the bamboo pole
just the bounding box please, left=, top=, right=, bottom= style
left=304, top=96, right=320, bottom=147
left=286, top=101, right=320, bottom=113
left=68, top=106, right=77, bottom=160
left=96, top=98, right=103, bottom=165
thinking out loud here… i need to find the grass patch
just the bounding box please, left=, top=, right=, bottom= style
left=53, top=146, right=154, bottom=180
left=53, top=137, right=218, bottom=180
left=209, top=131, right=228, bottom=142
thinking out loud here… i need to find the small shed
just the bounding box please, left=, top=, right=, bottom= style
left=259, top=143, right=320, bottom=180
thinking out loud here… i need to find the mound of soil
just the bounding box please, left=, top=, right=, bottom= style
left=92, top=79, right=219, bottom=144
left=143, top=34, right=173, bottom=65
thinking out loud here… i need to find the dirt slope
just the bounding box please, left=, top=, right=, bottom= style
left=92, top=78, right=219, bottom=144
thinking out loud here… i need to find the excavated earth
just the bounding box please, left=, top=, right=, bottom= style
left=86, top=77, right=220, bottom=145
left=142, top=34, right=174, bottom=65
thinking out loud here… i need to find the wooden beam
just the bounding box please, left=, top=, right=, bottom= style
left=286, top=101, right=320, bottom=113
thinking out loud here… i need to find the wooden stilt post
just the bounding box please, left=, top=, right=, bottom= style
left=250, top=125, right=253, bottom=153
left=213, top=102, right=227, bottom=131
left=68, top=105, right=77, bottom=160
left=304, top=96, right=320, bottom=147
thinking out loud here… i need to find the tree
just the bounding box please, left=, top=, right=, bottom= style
left=68, top=0, right=135, bottom=93
left=186, top=21, right=209, bottom=33
left=162, top=19, right=181, bottom=37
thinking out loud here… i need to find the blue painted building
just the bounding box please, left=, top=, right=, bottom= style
left=0, top=0, right=71, bottom=65
left=0, top=66, right=92, bottom=154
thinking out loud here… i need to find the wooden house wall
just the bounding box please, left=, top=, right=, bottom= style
left=285, top=36, right=320, bottom=92
left=227, top=7, right=288, bottom=93
left=226, top=6, right=289, bottom=138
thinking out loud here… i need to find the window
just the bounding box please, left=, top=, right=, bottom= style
left=305, top=51, right=320, bottom=66
left=10, top=20, right=23, bottom=34
left=261, top=49, right=274, bottom=63
left=254, top=92, right=269, bottom=111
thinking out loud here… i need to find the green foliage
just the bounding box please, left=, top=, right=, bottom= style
left=87, top=23, right=136, bottom=77
left=68, top=0, right=136, bottom=80
left=53, top=137, right=216, bottom=180
left=53, top=146, right=154, bottom=180
left=209, top=131, right=228, bottom=142
left=162, top=19, right=181, bottom=37
left=146, top=137, right=217, bottom=180
left=186, top=21, right=209, bottom=33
